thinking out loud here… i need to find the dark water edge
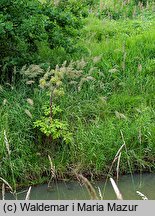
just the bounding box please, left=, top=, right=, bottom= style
left=1, top=173, right=155, bottom=200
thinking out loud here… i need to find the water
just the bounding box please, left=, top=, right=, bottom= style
left=2, top=173, right=155, bottom=200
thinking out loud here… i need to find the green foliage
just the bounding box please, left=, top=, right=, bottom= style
left=21, top=62, right=75, bottom=147
left=34, top=104, right=72, bottom=144
left=0, top=0, right=83, bottom=82
left=0, top=0, right=46, bottom=80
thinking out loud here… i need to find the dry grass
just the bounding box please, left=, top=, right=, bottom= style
left=0, top=177, right=17, bottom=199
left=103, top=143, right=125, bottom=197
left=136, top=191, right=148, bottom=200
left=25, top=186, right=32, bottom=200
left=116, top=152, right=122, bottom=182
left=2, top=183, right=5, bottom=200
left=4, top=130, right=11, bottom=156
left=48, top=155, right=56, bottom=188
left=110, top=177, right=123, bottom=200
left=0, top=178, right=32, bottom=200
left=76, top=173, right=99, bottom=200
left=75, top=173, right=123, bottom=200
left=0, top=177, right=13, bottom=192
left=97, top=186, right=103, bottom=200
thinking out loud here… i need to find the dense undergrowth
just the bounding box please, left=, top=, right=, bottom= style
left=0, top=0, right=155, bottom=187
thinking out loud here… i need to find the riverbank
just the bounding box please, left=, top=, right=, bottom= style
left=0, top=0, right=155, bottom=188
left=2, top=173, right=155, bottom=200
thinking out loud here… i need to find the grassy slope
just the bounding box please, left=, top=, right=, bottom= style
left=0, top=0, right=155, bottom=186
left=58, top=1, right=155, bottom=174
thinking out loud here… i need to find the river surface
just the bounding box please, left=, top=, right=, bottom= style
left=2, top=173, right=155, bottom=200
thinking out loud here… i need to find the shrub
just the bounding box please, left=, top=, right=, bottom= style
left=0, top=0, right=83, bottom=83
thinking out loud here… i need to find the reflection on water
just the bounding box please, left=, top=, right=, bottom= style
left=2, top=173, right=155, bottom=200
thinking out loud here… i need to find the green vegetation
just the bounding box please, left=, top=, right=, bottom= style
left=0, top=0, right=84, bottom=82
left=0, top=0, right=155, bottom=187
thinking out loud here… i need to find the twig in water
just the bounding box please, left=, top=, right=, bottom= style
left=136, top=191, right=148, bottom=200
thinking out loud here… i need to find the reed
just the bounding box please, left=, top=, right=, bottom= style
left=103, top=143, right=125, bottom=197
left=120, top=130, right=135, bottom=190
left=25, top=187, right=32, bottom=200
left=2, top=183, right=5, bottom=201
left=97, top=186, right=103, bottom=200
left=48, top=155, right=56, bottom=188
left=76, top=174, right=99, bottom=200
left=0, top=177, right=17, bottom=200
left=116, top=152, right=122, bottom=182
left=0, top=178, right=32, bottom=200
left=3, top=130, right=16, bottom=194
left=110, top=177, right=123, bottom=200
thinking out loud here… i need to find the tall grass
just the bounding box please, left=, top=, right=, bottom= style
left=0, top=85, right=50, bottom=185
left=63, top=2, right=155, bottom=175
